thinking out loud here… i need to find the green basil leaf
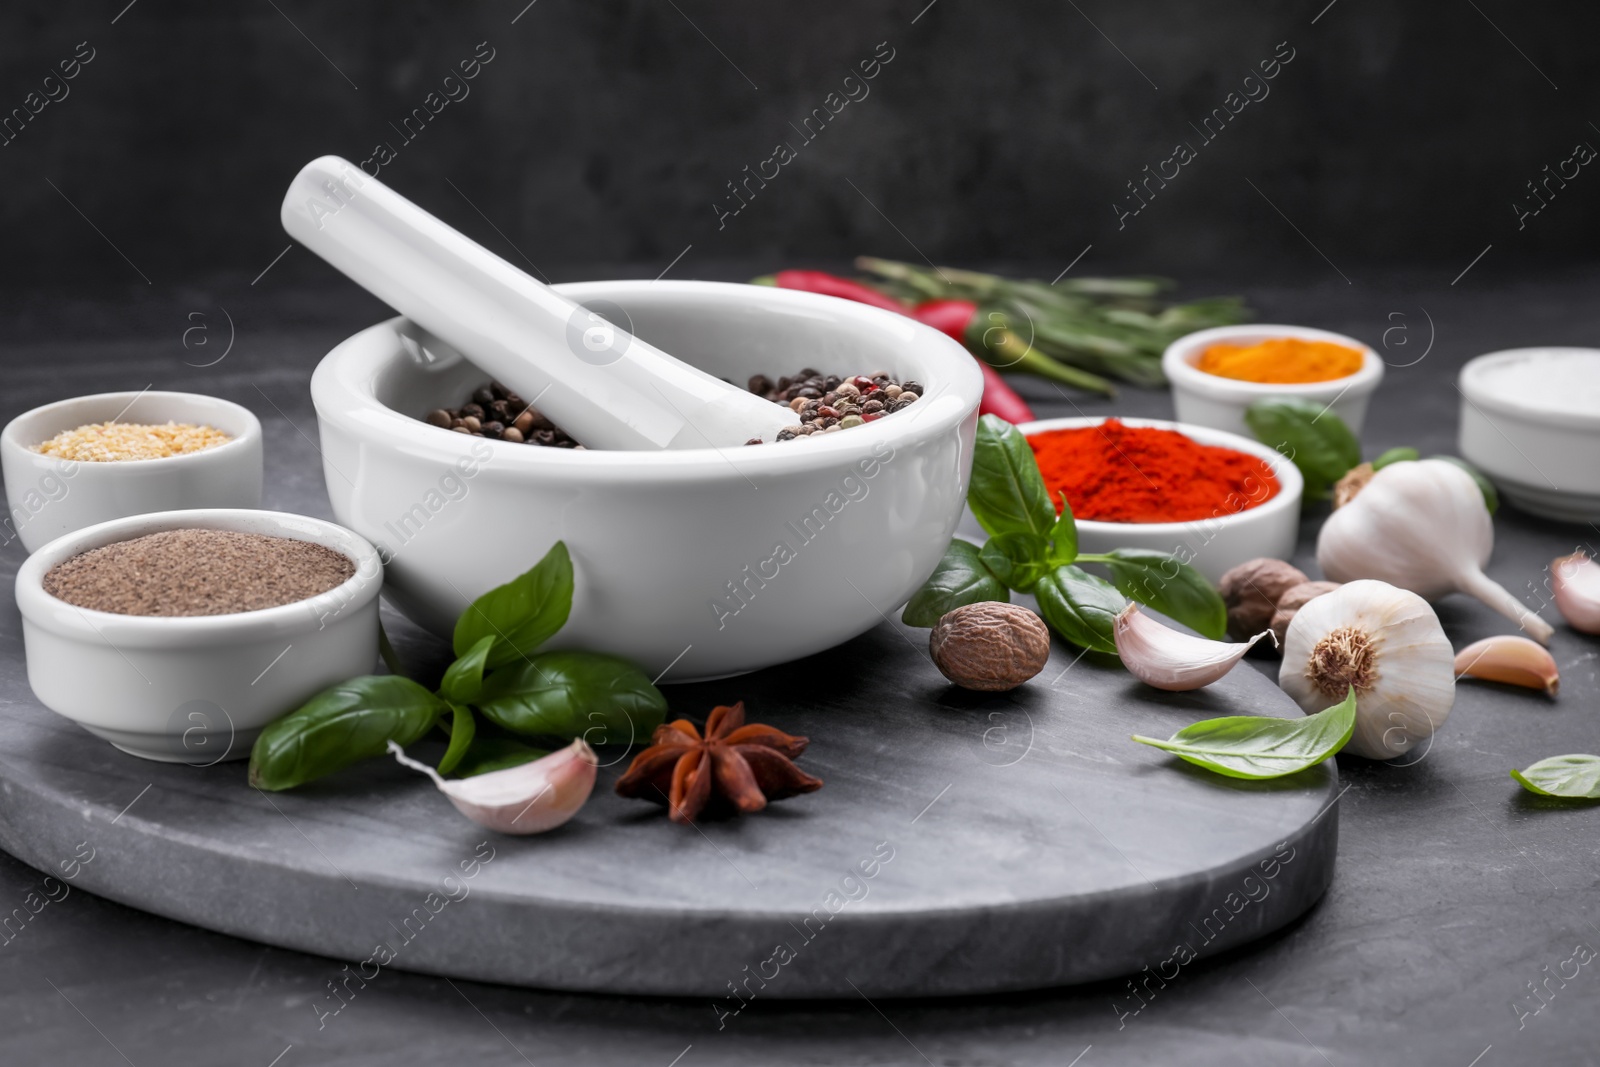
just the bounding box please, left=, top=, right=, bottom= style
left=436, top=702, right=476, bottom=775
left=1511, top=754, right=1600, bottom=799
left=969, top=414, right=1055, bottom=539
left=1371, top=446, right=1418, bottom=470
left=1131, top=686, right=1356, bottom=780
left=1048, top=492, right=1078, bottom=564
left=1033, top=564, right=1125, bottom=654
left=439, top=634, right=494, bottom=705
left=451, top=736, right=550, bottom=778
left=1086, top=548, right=1227, bottom=640
left=477, top=650, right=668, bottom=746
left=980, top=532, right=1050, bottom=592
left=249, top=675, right=446, bottom=791
left=453, top=541, right=574, bottom=669
left=1429, top=455, right=1499, bottom=515
left=901, top=539, right=1009, bottom=627
left=1244, top=399, right=1360, bottom=501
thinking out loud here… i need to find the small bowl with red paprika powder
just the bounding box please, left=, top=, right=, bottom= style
left=1162, top=324, right=1383, bottom=438
left=1020, top=416, right=1302, bottom=582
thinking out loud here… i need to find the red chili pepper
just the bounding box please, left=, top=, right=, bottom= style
left=771, top=270, right=907, bottom=313
left=766, top=273, right=1037, bottom=424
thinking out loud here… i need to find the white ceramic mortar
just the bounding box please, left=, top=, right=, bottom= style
left=311, top=280, right=984, bottom=680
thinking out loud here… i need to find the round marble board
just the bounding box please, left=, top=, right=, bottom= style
left=0, top=580, right=1338, bottom=1000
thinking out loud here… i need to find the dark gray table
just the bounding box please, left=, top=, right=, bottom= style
left=3, top=269, right=1598, bottom=1065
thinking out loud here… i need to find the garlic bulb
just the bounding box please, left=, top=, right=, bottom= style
left=387, top=738, right=596, bottom=834
left=1551, top=551, right=1600, bottom=634
left=1317, top=459, right=1553, bottom=644
left=1454, top=635, right=1559, bottom=695
left=1115, top=603, right=1274, bottom=691
left=1279, top=579, right=1455, bottom=760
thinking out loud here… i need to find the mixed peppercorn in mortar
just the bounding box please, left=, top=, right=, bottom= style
left=419, top=369, right=920, bottom=448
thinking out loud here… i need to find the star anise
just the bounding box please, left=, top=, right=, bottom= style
left=614, top=702, right=822, bottom=824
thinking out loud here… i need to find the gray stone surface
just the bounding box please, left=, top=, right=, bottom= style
left=2, top=271, right=1598, bottom=1063
left=0, top=576, right=1337, bottom=998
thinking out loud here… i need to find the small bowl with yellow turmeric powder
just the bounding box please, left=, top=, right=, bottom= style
left=1, top=391, right=263, bottom=552
left=1162, top=324, right=1383, bottom=438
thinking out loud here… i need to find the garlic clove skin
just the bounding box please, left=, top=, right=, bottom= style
left=1551, top=551, right=1600, bottom=634
left=1279, top=579, right=1456, bottom=760
left=388, top=738, right=597, bottom=834
left=1317, top=459, right=1553, bottom=645
left=1454, top=635, right=1559, bottom=695
left=1114, top=603, right=1274, bottom=691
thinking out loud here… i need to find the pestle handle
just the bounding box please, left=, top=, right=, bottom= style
left=281, top=156, right=793, bottom=450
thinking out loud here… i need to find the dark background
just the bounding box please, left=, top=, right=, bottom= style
left=1, top=0, right=1595, bottom=295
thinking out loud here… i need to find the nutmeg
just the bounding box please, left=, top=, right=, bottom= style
left=1218, top=558, right=1309, bottom=641
left=929, top=602, right=1051, bottom=691
left=1270, top=580, right=1340, bottom=646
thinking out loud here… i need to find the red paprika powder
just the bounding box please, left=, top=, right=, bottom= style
left=1027, top=419, right=1280, bottom=523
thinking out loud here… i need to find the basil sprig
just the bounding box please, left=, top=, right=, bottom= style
left=901, top=416, right=1226, bottom=652
left=1244, top=398, right=1361, bottom=502
left=1131, top=686, right=1357, bottom=780
left=1511, top=754, right=1600, bottom=799
left=898, top=539, right=1010, bottom=627
left=249, top=541, right=667, bottom=791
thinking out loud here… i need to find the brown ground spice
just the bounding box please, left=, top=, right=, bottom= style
left=43, top=529, right=356, bottom=617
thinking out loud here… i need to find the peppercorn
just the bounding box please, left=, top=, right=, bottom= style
left=424, top=409, right=452, bottom=428
left=472, top=387, right=495, bottom=406
left=461, top=403, right=485, bottom=420
left=502, top=427, right=525, bottom=444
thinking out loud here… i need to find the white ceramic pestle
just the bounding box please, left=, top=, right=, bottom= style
left=281, top=156, right=793, bottom=450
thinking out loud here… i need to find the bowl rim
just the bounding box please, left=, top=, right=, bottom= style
left=1014, top=414, right=1304, bottom=533
left=310, top=279, right=983, bottom=477
left=15, top=508, right=382, bottom=647
left=1458, top=346, right=1600, bottom=431
left=1162, top=324, right=1384, bottom=400
left=0, top=390, right=262, bottom=470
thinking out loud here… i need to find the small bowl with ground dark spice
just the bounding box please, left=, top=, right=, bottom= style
left=1, top=391, right=263, bottom=552
left=15, top=509, right=381, bottom=763
left=1019, top=416, right=1302, bottom=582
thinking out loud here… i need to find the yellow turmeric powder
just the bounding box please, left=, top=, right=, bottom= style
left=1197, top=337, right=1364, bottom=384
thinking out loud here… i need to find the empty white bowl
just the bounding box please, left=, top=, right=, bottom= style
left=1163, top=324, right=1383, bottom=438
left=1458, top=347, right=1600, bottom=522
left=1015, top=416, right=1303, bottom=582
left=1, top=391, right=263, bottom=553
left=16, top=509, right=381, bottom=763
left=311, top=280, right=984, bottom=681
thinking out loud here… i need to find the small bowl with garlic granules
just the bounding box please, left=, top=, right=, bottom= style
left=1, top=390, right=262, bottom=552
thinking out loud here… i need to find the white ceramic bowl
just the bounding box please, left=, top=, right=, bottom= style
left=312, top=280, right=984, bottom=681
left=1, top=391, right=263, bottom=553
left=1015, top=416, right=1303, bottom=582
left=1458, top=347, right=1600, bottom=522
left=1162, top=324, right=1384, bottom=438
left=15, top=509, right=382, bottom=763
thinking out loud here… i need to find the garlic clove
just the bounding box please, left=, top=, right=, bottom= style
left=1114, top=603, right=1274, bottom=691
left=1454, top=635, right=1559, bottom=695
left=1551, top=551, right=1600, bottom=634
left=387, top=738, right=597, bottom=834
